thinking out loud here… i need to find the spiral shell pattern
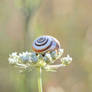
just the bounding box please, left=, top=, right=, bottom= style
left=32, top=36, right=60, bottom=53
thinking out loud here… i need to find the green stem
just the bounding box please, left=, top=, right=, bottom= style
left=38, top=67, right=43, bottom=92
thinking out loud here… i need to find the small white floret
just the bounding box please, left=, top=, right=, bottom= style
left=61, top=54, right=72, bottom=65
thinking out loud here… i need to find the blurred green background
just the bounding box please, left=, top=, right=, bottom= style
left=0, top=0, right=92, bottom=92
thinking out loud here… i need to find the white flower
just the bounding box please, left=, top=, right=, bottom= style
left=8, top=49, right=72, bottom=71
left=50, top=51, right=57, bottom=59
left=8, top=52, right=19, bottom=64
left=37, top=54, right=43, bottom=60
left=8, top=58, right=16, bottom=64
left=30, top=53, right=38, bottom=63
left=9, top=52, right=17, bottom=57
left=61, top=54, right=72, bottom=65
left=58, top=49, right=64, bottom=55
left=44, top=53, right=53, bottom=63
left=31, top=56, right=38, bottom=63
left=19, top=51, right=32, bottom=63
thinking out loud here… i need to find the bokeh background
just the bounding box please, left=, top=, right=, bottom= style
left=0, top=0, right=92, bottom=92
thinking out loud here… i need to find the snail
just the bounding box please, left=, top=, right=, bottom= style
left=32, top=35, right=61, bottom=54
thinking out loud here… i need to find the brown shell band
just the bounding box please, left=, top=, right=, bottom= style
left=32, top=41, right=53, bottom=53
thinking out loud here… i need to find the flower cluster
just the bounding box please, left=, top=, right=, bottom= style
left=8, top=49, right=72, bottom=72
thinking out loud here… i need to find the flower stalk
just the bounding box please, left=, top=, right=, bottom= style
left=38, top=67, right=43, bottom=92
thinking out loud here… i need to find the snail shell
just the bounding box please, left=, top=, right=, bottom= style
left=32, top=35, right=60, bottom=53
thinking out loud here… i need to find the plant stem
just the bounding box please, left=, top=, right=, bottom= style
left=38, top=67, right=43, bottom=92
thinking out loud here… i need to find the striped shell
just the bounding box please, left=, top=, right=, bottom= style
left=32, top=36, right=60, bottom=53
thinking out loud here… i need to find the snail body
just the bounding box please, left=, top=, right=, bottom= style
left=32, top=35, right=60, bottom=53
